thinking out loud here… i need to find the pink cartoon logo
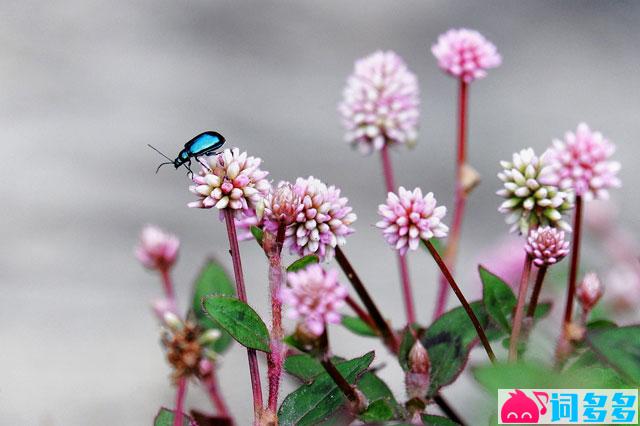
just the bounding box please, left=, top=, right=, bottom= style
left=501, top=389, right=548, bottom=423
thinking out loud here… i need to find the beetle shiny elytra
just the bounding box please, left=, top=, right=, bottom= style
left=149, top=131, right=226, bottom=176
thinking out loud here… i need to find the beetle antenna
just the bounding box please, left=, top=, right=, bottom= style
left=155, top=162, right=173, bottom=174
left=147, top=144, right=173, bottom=162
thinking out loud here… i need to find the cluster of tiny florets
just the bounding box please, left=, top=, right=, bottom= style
left=188, top=148, right=271, bottom=218
left=376, top=187, right=448, bottom=256
left=135, top=225, right=180, bottom=271
left=544, top=123, right=621, bottom=200
left=497, top=148, right=573, bottom=234
left=284, top=176, right=357, bottom=260
left=431, top=28, right=501, bottom=83
left=339, top=50, right=420, bottom=154
left=525, top=226, right=570, bottom=267
left=282, top=264, right=348, bottom=336
left=264, top=182, right=302, bottom=227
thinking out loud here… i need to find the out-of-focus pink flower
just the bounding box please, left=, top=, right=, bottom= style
left=604, top=264, right=640, bottom=311
left=188, top=148, right=271, bottom=218
left=431, top=28, right=501, bottom=83
left=525, top=226, right=570, bottom=267
left=282, top=264, right=348, bottom=336
left=376, top=187, right=448, bottom=256
left=264, top=181, right=302, bottom=227
left=135, top=225, right=180, bottom=271
left=543, top=123, right=621, bottom=200
left=284, top=176, right=356, bottom=261
left=339, top=51, right=420, bottom=154
left=584, top=200, right=617, bottom=234
left=476, top=237, right=529, bottom=289
left=497, top=148, right=573, bottom=234
left=576, top=272, right=603, bottom=312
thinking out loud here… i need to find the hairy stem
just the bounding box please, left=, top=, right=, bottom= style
left=265, top=222, right=286, bottom=413
left=174, top=377, right=187, bottom=426
left=335, top=246, right=399, bottom=352
left=434, top=80, right=468, bottom=320
left=424, top=239, right=495, bottom=362
left=509, top=255, right=533, bottom=361
left=223, top=209, right=264, bottom=421
left=319, top=329, right=361, bottom=404
left=381, top=145, right=416, bottom=325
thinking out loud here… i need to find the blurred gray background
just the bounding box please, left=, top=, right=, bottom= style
left=1, top=1, right=639, bottom=424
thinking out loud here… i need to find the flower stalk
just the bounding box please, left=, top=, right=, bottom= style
left=508, top=254, right=533, bottom=361
left=381, top=145, right=416, bottom=325
left=563, top=195, right=583, bottom=332
left=423, top=239, right=495, bottom=362
left=435, top=79, right=468, bottom=320
left=335, top=246, right=399, bottom=352
left=526, top=265, right=548, bottom=320
left=223, top=208, right=264, bottom=421
left=201, top=365, right=231, bottom=419
left=174, top=377, right=187, bottom=426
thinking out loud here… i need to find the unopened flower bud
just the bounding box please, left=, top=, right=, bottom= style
left=408, top=340, right=430, bottom=374
left=135, top=225, right=180, bottom=271
left=198, top=358, right=213, bottom=377
left=198, top=328, right=222, bottom=345
left=461, top=163, right=481, bottom=195
left=406, top=341, right=430, bottom=400
left=151, top=298, right=177, bottom=322
left=163, top=312, right=183, bottom=331
left=576, top=272, right=603, bottom=312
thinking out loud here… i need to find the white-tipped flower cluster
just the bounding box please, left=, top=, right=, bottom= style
left=497, top=148, right=573, bottom=234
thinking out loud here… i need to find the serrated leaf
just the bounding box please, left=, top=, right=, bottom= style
left=586, top=325, right=640, bottom=384
left=286, top=255, right=319, bottom=272
left=154, top=408, right=196, bottom=426
left=278, top=352, right=375, bottom=426
left=202, top=296, right=271, bottom=353
left=250, top=225, right=264, bottom=244
left=422, top=414, right=461, bottom=426
left=341, top=316, right=377, bottom=337
left=192, top=260, right=235, bottom=353
left=480, top=266, right=516, bottom=332
left=420, top=302, right=500, bottom=396
left=358, top=399, right=394, bottom=422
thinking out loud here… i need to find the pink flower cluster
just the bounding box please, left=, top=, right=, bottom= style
left=431, top=28, right=501, bottom=83
left=339, top=50, right=420, bottom=154
left=544, top=123, right=621, bottom=200
left=282, top=264, right=348, bottom=336
left=188, top=148, right=271, bottom=218
left=135, top=225, right=180, bottom=271
left=525, top=226, right=570, bottom=267
left=377, top=187, right=448, bottom=256
left=278, top=176, right=356, bottom=261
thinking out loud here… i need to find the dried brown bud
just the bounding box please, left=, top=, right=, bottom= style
left=461, top=163, right=481, bottom=195
left=162, top=319, right=204, bottom=383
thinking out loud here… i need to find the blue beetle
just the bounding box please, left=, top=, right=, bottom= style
left=149, top=131, right=226, bottom=176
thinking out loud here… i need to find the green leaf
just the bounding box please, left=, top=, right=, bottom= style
left=422, top=238, right=445, bottom=257
left=202, top=296, right=271, bottom=353
left=357, top=371, right=397, bottom=406
left=154, top=408, right=195, bottom=426
left=587, top=319, right=617, bottom=331
left=422, top=414, right=461, bottom=426
left=191, top=260, right=236, bottom=353
left=358, top=399, right=394, bottom=422
left=284, top=354, right=344, bottom=382
left=278, top=352, right=375, bottom=426
left=586, top=325, right=640, bottom=384
left=480, top=266, right=517, bottom=332
left=420, top=302, right=499, bottom=396
left=286, top=255, right=319, bottom=272
left=341, top=316, right=377, bottom=337
left=532, top=301, right=552, bottom=320
left=250, top=225, right=264, bottom=244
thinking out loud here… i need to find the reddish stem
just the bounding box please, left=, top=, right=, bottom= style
left=526, top=265, right=548, bottom=319
left=203, top=369, right=231, bottom=419
left=160, top=268, right=177, bottom=313
left=265, top=222, right=286, bottom=413
left=564, top=195, right=583, bottom=325
left=424, top=239, right=495, bottom=362
left=509, top=255, right=533, bottom=361
left=223, top=209, right=264, bottom=421
left=380, top=145, right=416, bottom=325
left=434, top=79, right=468, bottom=320
left=174, top=377, right=187, bottom=426
left=345, top=295, right=377, bottom=330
